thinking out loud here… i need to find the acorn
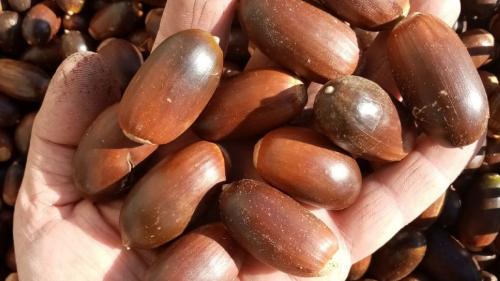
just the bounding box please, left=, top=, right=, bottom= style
left=21, top=39, right=64, bottom=73
left=73, top=104, right=157, bottom=200
left=488, top=93, right=500, bottom=138
left=314, top=75, right=415, bottom=161
left=62, top=14, right=88, bottom=32
left=0, top=59, right=49, bottom=101
left=239, top=0, right=359, bottom=82
left=3, top=159, right=24, bottom=206
left=479, top=71, right=499, bottom=97
left=0, top=11, right=24, bottom=54
left=7, top=0, right=32, bottom=12
left=408, top=192, right=446, bottom=230
left=219, top=179, right=339, bottom=277
left=254, top=127, right=362, bottom=210
left=457, top=173, right=500, bottom=251
left=348, top=255, right=371, bottom=281
left=60, top=30, right=92, bottom=58
left=369, top=230, right=427, bottom=281
left=119, top=29, right=223, bottom=145
left=22, top=2, right=61, bottom=46
left=0, top=95, right=21, bottom=127
left=146, top=223, right=244, bottom=281
left=320, top=0, right=410, bottom=30
left=409, top=0, right=461, bottom=27
left=88, top=0, right=143, bottom=41
left=120, top=141, right=227, bottom=249
left=460, top=29, right=495, bottom=68
left=145, top=8, right=162, bottom=38
left=55, top=0, right=85, bottom=15
left=97, top=38, right=143, bottom=92
left=0, top=130, right=13, bottom=162
left=194, top=69, right=307, bottom=141
left=387, top=13, right=489, bottom=147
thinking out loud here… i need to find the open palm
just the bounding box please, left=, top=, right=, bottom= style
left=13, top=1, right=480, bottom=281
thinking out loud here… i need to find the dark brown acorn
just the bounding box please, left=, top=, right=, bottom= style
left=14, top=112, right=35, bottom=154
left=22, top=2, right=61, bottom=46
left=0, top=59, right=49, bottom=102
left=88, top=1, right=143, bottom=41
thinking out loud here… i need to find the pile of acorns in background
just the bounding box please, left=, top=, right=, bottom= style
left=1, top=0, right=500, bottom=280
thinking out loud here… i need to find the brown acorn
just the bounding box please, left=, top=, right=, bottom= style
left=127, top=28, right=151, bottom=54
left=370, top=230, right=427, bottom=281
left=0, top=11, right=24, bottom=54
left=21, top=39, right=64, bottom=73
left=62, top=14, right=88, bottom=31
left=119, top=29, right=223, bottom=145
left=194, top=69, right=306, bottom=141
left=5, top=273, right=17, bottom=281
left=460, top=29, right=495, bottom=68
left=0, top=129, right=13, bottom=162
left=457, top=173, right=500, bottom=251
left=314, top=76, right=415, bottom=161
left=409, top=0, right=461, bottom=27
left=239, top=0, right=359, bottom=82
left=88, top=1, right=143, bottom=41
left=120, top=141, right=227, bottom=249
left=489, top=93, right=500, bottom=138
left=7, top=0, right=32, bottom=12
left=401, top=272, right=433, bottom=281
left=387, top=13, right=489, bottom=147
left=220, top=139, right=262, bottom=182
left=408, top=192, right=446, bottom=230
left=479, top=71, right=499, bottom=97
left=254, top=127, right=362, bottom=210
left=348, top=255, right=371, bottom=281
left=145, top=8, right=162, bottom=37
left=0, top=95, right=20, bottom=127
left=219, top=179, right=339, bottom=277
left=321, top=0, right=410, bottom=30
left=97, top=38, right=143, bottom=92
left=421, top=227, right=481, bottom=281
left=55, top=0, right=85, bottom=15
left=146, top=223, right=244, bottom=281
left=22, top=2, right=61, bottom=46
left=14, top=112, right=35, bottom=154
left=60, top=30, right=92, bottom=58
left=0, top=59, right=49, bottom=101
left=73, top=104, right=157, bottom=200
left=3, top=159, right=24, bottom=206
left=437, top=188, right=462, bottom=228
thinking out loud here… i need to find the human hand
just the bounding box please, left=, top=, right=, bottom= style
left=13, top=1, right=482, bottom=280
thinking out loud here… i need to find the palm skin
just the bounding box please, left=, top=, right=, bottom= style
left=13, top=1, right=480, bottom=281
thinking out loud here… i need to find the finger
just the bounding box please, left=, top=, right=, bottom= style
left=238, top=207, right=351, bottom=281
left=153, top=0, right=238, bottom=51
left=333, top=134, right=482, bottom=262
left=20, top=52, right=120, bottom=207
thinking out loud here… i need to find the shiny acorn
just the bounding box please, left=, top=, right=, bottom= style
left=21, top=39, right=64, bottom=73
left=219, top=179, right=339, bottom=277
left=409, top=0, right=462, bottom=27
left=408, top=192, right=446, bottom=230
left=239, top=0, right=359, bottom=82
left=194, top=69, right=306, bottom=141
left=22, top=2, right=61, bottom=46
left=457, top=173, right=500, bottom=251
left=73, top=104, right=157, bottom=200
left=387, top=13, right=489, bottom=147
left=88, top=0, right=143, bottom=41
left=145, top=8, right=162, bottom=37
left=62, top=14, right=88, bottom=32
left=0, top=59, right=49, bottom=101
left=7, top=0, right=32, bottom=12
left=369, top=230, right=427, bottom=281
left=489, top=93, right=500, bottom=138
left=460, top=29, right=495, bottom=68
left=0, top=129, right=13, bottom=162
left=97, top=38, right=143, bottom=92
left=479, top=71, right=499, bottom=97
left=321, top=0, right=410, bottom=30
left=146, top=223, right=244, bottom=281
left=348, top=255, right=371, bottom=281
left=421, top=227, right=481, bottom=281
left=437, top=188, right=462, bottom=228
left=0, top=11, right=24, bottom=54
left=61, top=30, right=92, bottom=58
left=55, top=0, right=85, bottom=15
left=119, top=29, right=223, bottom=145
left=253, top=127, right=362, bottom=210
left=314, top=75, right=415, bottom=161
left=120, top=141, right=227, bottom=249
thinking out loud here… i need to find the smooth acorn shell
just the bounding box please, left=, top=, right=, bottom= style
left=387, top=13, right=489, bottom=147
left=56, top=0, right=85, bottom=15
left=120, top=141, right=227, bottom=249
left=0, top=95, right=20, bottom=127
left=0, top=59, right=49, bottom=101
left=348, top=255, right=371, bottom=281
left=61, top=30, right=92, bottom=58
left=22, top=2, right=61, bottom=46
left=408, top=192, right=446, bottom=230
left=73, top=104, right=157, bottom=200
left=97, top=38, right=143, bottom=92
left=457, top=173, right=500, bottom=251
left=254, top=127, right=362, bottom=210
left=88, top=1, right=143, bottom=41
left=145, top=8, right=162, bottom=37
left=14, top=112, right=35, bottom=154
left=119, top=29, right=223, bottom=145
left=3, top=159, right=23, bottom=206
left=219, top=179, right=339, bottom=277
left=194, top=69, right=306, bottom=141
left=21, top=39, right=64, bottom=73
left=437, top=188, right=461, bottom=228
left=321, top=0, right=410, bottom=30
left=7, top=0, right=32, bottom=12
left=146, top=223, right=244, bottom=281
left=0, top=129, right=13, bottom=162
left=489, top=93, right=500, bottom=138
left=62, top=14, right=88, bottom=31
left=0, top=11, right=24, bottom=54
left=239, top=0, right=359, bottom=82
left=314, top=75, right=415, bottom=161
left=421, top=227, right=481, bottom=281
left=370, top=230, right=427, bottom=281
left=479, top=71, right=499, bottom=97
left=4, top=273, right=17, bottom=281
left=460, top=29, right=495, bottom=68
left=409, top=0, right=461, bottom=27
